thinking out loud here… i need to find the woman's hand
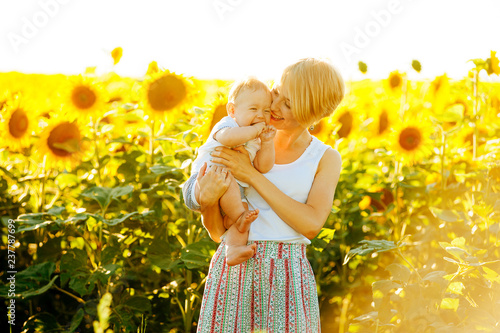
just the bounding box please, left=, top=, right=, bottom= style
left=196, top=162, right=230, bottom=243
left=211, top=146, right=257, bottom=185
left=196, top=163, right=230, bottom=208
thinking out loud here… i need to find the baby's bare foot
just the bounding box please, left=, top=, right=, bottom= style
left=235, top=209, right=259, bottom=233
left=226, top=243, right=257, bottom=266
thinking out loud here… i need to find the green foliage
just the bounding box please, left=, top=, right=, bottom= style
left=1, top=71, right=499, bottom=332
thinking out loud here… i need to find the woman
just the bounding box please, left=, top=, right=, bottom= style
left=192, top=58, right=344, bottom=332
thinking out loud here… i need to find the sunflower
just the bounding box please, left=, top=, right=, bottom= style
left=0, top=97, right=36, bottom=151
left=427, top=74, right=450, bottom=113
left=366, top=101, right=399, bottom=149
left=64, top=76, right=107, bottom=121
left=489, top=50, right=500, bottom=75
left=146, top=61, right=160, bottom=76
left=141, top=70, right=199, bottom=122
left=193, top=96, right=229, bottom=140
left=334, top=109, right=355, bottom=139
left=111, top=47, right=123, bottom=65
left=391, top=120, right=434, bottom=165
left=38, top=119, right=89, bottom=170
left=386, top=71, right=404, bottom=92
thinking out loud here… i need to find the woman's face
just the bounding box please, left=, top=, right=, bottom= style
left=270, top=84, right=301, bottom=130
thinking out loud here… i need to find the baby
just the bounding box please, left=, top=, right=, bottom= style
left=188, top=77, right=276, bottom=266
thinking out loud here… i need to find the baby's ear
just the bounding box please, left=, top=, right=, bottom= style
left=226, top=102, right=236, bottom=117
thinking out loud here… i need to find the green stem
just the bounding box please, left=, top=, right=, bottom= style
left=399, top=74, right=408, bottom=120
left=440, top=126, right=446, bottom=192
left=397, top=248, right=422, bottom=281
left=38, top=156, right=48, bottom=212
left=150, top=120, right=155, bottom=166
left=473, top=70, right=479, bottom=160
left=53, top=284, right=86, bottom=304
left=393, top=161, right=401, bottom=241
left=92, top=117, right=103, bottom=186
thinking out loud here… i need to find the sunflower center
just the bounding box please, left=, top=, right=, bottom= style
left=338, top=111, right=353, bottom=138
left=47, top=122, right=81, bottom=157
left=399, top=127, right=422, bottom=151
left=147, top=75, right=187, bottom=112
left=9, top=109, right=29, bottom=138
left=378, top=110, right=389, bottom=134
left=72, top=86, right=97, bottom=109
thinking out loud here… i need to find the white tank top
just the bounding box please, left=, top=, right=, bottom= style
left=246, top=136, right=332, bottom=244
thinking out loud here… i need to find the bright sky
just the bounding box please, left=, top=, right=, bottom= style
left=0, top=0, right=499, bottom=81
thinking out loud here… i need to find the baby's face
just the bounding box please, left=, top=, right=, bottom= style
left=231, top=88, right=272, bottom=127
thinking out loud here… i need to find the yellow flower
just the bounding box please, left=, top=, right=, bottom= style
left=386, top=71, right=404, bottom=92
left=490, top=51, right=500, bottom=75
left=146, top=61, right=160, bottom=76
left=38, top=119, right=89, bottom=170
left=428, top=74, right=450, bottom=113
left=391, top=121, right=434, bottom=165
left=111, top=47, right=123, bottom=65
left=0, top=96, right=35, bottom=151
left=64, top=76, right=107, bottom=121
left=334, top=109, right=355, bottom=139
left=141, top=70, right=199, bottom=121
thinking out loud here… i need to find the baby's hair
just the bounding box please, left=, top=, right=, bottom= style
left=228, top=77, right=270, bottom=104
left=280, top=58, right=345, bottom=127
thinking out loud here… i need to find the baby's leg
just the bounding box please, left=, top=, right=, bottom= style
left=225, top=212, right=258, bottom=266
left=219, top=176, right=256, bottom=232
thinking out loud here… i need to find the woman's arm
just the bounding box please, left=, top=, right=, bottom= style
left=211, top=146, right=342, bottom=240
left=195, top=163, right=230, bottom=242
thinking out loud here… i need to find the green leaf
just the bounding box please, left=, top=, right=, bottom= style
left=48, top=206, right=66, bottom=217
left=55, top=173, right=79, bottom=189
left=16, top=221, right=54, bottom=233
left=110, top=185, right=134, bottom=199
left=67, top=308, right=84, bottom=333
left=386, top=263, right=411, bottom=283
left=17, top=261, right=55, bottom=282
left=150, top=165, right=175, bottom=175
left=81, top=187, right=113, bottom=211
left=344, top=240, right=401, bottom=264
left=429, top=207, right=461, bottom=222
left=101, top=246, right=121, bottom=265
left=440, top=298, right=459, bottom=311
left=147, top=238, right=174, bottom=271
left=20, top=275, right=58, bottom=299
left=444, top=246, right=470, bottom=262
left=181, top=240, right=217, bottom=269
left=19, top=312, right=62, bottom=332
left=104, top=211, right=139, bottom=226
left=123, top=296, right=152, bottom=313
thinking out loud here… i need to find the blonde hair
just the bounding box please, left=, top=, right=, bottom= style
left=280, top=58, right=345, bottom=127
left=228, top=77, right=270, bottom=104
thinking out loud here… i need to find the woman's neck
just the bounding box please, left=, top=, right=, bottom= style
left=275, top=127, right=312, bottom=151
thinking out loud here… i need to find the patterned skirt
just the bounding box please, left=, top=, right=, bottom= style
left=197, top=241, right=321, bottom=333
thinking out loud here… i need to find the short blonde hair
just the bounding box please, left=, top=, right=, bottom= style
left=280, top=58, right=345, bottom=127
left=228, top=77, right=270, bottom=104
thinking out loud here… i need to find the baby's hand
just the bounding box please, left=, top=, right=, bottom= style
left=260, top=125, right=276, bottom=142
left=252, top=122, right=266, bottom=136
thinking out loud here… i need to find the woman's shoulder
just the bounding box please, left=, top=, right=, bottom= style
left=318, top=145, right=342, bottom=172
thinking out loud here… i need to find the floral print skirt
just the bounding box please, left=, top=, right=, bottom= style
left=197, top=241, right=321, bottom=333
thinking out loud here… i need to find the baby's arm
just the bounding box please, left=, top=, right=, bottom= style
left=253, top=125, right=276, bottom=173
left=214, top=122, right=265, bottom=148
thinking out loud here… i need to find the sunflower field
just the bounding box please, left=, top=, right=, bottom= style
left=1, top=51, right=500, bottom=333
